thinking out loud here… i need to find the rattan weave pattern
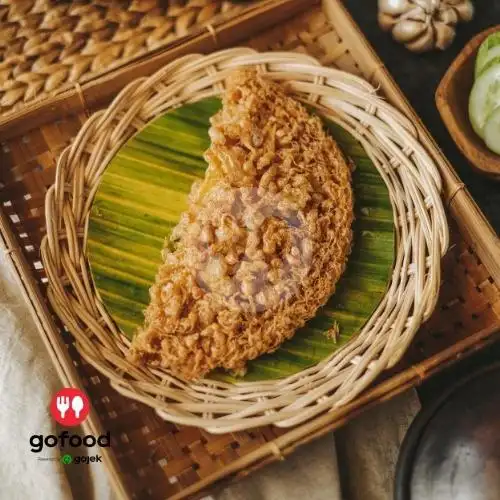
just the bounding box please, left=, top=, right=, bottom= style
left=40, top=47, right=449, bottom=432
left=0, top=0, right=250, bottom=115
left=0, top=1, right=499, bottom=498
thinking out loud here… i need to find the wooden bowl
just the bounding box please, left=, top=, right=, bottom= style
left=436, top=27, right=500, bottom=179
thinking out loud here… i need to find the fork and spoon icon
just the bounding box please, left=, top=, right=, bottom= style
left=56, top=395, right=84, bottom=419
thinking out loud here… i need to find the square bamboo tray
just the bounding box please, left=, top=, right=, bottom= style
left=1, top=0, right=500, bottom=498
left=0, top=0, right=260, bottom=118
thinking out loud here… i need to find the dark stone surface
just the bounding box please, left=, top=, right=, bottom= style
left=344, top=1, right=500, bottom=233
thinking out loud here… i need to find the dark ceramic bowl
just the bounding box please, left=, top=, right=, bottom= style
left=395, top=363, right=500, bottom=500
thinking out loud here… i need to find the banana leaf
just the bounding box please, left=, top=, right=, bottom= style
left=87, top=97, right=395, bottom=382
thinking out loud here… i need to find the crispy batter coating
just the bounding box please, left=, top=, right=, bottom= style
left=127, top=70, right=354, bottom=380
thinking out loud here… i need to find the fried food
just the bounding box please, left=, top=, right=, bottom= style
left=127, top=70, right=354, bottom=380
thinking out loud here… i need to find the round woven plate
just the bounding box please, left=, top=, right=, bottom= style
left=41, top=48, right=449, bottom=432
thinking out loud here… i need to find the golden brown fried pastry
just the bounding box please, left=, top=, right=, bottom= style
left=127, top=69, right=354, bottom=380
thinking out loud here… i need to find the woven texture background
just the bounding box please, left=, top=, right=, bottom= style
left=0, top=0, right=251, bottom=115
left=1, top=3, right=499, bottom=499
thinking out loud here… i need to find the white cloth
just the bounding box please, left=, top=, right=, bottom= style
left=215, top=391, right=419, bottom=500
left=217, top=433, right=342, bottom=500
left=0, top=245, right=113, bottom=500
left=334, top=391, right=421, bottom=499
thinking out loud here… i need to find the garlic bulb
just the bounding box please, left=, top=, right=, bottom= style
left=378, top=0, right=474, bottom=53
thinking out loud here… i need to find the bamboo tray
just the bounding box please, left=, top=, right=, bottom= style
left=0, top=0, right=260, bottom=117
left=1, top=0, right=500, bottom=498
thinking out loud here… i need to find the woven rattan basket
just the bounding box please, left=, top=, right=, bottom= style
left=1, top=0, right=500, bottom=498
left=0, top=0, right=257, bottom=116
left=40, top=48, right=449, bottom=432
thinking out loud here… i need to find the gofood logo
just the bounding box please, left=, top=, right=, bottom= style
left=50, top=387, right=90, bottom=426
left=30, top=388, right=110, bottom=464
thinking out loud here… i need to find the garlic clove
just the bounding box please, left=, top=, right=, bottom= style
left=404, top=6, right=428, bottom=22
left=437, top=6, right=459, bottom=25
left=378, top=12, right=399, bottom=32
left=378, top=0, right=411, bottom=16
left=412, top=0, right=436, bottom=14
left=392, top=20, right=427, bottom=43
left=379, top=0, right=473, bottom=53
left=434, top=21, right=456, bottom=50
left=453, top=1, right=475, bottom=22
left=406, top=27, right=435, bottom=52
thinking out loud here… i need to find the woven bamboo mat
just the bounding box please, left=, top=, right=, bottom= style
left=0, top=0, right=254, bottom=116
left=1, top=1, right=500, bottom=498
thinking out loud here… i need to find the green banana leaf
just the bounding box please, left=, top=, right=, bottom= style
left=87, top=97, right=394, bottom=382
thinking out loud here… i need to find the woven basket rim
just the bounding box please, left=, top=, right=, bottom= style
left=41, top=48, right=449, bottom=432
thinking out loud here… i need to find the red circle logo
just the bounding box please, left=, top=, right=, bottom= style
left=50, top=388, right=90, bottom=427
